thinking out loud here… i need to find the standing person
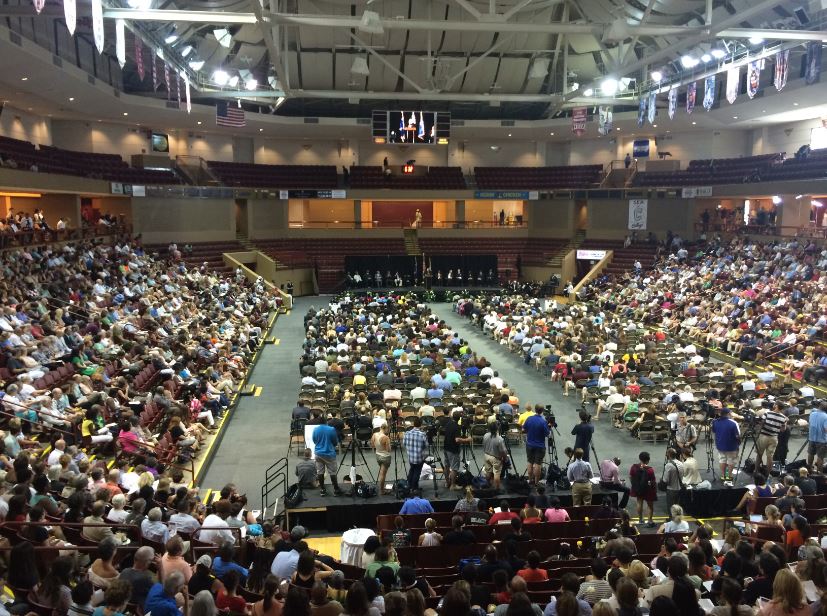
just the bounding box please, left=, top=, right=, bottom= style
left=482, top=423, right=507, bottom=491
left=807, top=402, right=827, bottom=472
left=523, top=406, right=550, bottom=486
left=630, top=451, right=657, bottom=527
left=675, top=413, right=698, bottom=452
left=755, top=404, right=787, bottom=473
left=571, top=411, right=595, bottom=461
left=599, top=457, right=630, bottom=509
left=567, top=448, right=593, bottom=506
left=443, top=410, right=471, bottom=491
left=663, top=448, right=684, bottom=511
left=711, top=408, right=741, bottom=482
left=402, top=418, right=428, bottom=492
left=371, top=423, right=392, bottom=495
left=312, top=421, right=343, bottom=497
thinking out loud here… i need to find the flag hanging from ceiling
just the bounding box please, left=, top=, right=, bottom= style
left=805, top=41, right=822, bottom=85
left=115, top=20, right=126, bottom=68
left=164, top=62, right=171, bottom=97
left=667, top=87, right=677, bottom=119
left=637, top=97, right=646, bottom=127
left=32, top=0, right=45, bottom=14
left=597, top=106, right=612, bottom=136
left=703, top=75, right=716, bottom=111
left=64, top=0, right=76, bottom=35
left=747, top=60, right=761, bottom=98
left=152, top=53, right=158, bottom=90
left=726, top=66, right=739, bottom=104
left=571, top=107, right=587, bottom=136
left=418, top=113, right=425, bottom=139
left=184, top=75, right=191, bottom=113
left=774, top=49, right=789, bottom=91
left=176, top=73, right=181, bottom=108
left=398, top=112, right=404, bottom=140
left=135, top=37, right=144, bottom=81
left=91, top=0, right=104, bottom=53
left=216, top=101, right=246, bottom=127
left=647, top=91, right=656, bottom=125
left=686, top=82, right=696, bottom=114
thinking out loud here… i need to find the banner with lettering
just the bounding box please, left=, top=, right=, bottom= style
left=91, top=0, right=104, bottom=53
left=726, top=65, right=740, bottom=104
left=571, top=107, right=587, bottom=136
left=637, top=97, right=646, bottom=127
left=747, top=60, right=761, bottom=98
left=703, top=75, right=716, bottom=111
left=135, top=37, right=144, bottom=81
left=628, top=199, right=648, bottom=230
left=686, top=82, right=696, bottom=114
left=597, top=106, right=612, bottom=136
left=806, top=41, right=822, bottom=85
left=647, top=91, right=656, bottom=125
left=774, top=49, right=789, bottom=91
left=667, top=87, right=677, bottom=119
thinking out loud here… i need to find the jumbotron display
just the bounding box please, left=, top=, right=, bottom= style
left=371, top=110, right=451, bottom=145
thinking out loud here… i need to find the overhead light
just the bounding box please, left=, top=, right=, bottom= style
left=794, top=102, right=799, bottom=106
left=181, top=46, right=193, bottom=57
left=772, top=195, right=782, bottom=204
left=528, top=58, right=550, bottom=80
left=188, top=60, right=205, bottom=71
left=710, top=49, right=726, bottom=59
left=213, top=28, right=232, bottom=48
left=359, top=10, right=384, bottom=35
left=749, top=36, right=764, bottom=45
left=691, top=121, right=696, bottom=125
left=126, top=0, right=151, bottom=8
left=583, top=88, right=594, bottom=97
left=259, top=128, right=263, bottom=132
left=508, top=133, right=512, bottom=137
left=20, top=77, right=28, bottom=81
left=212, top=69, right=230, bottom=86
left=164, top=34, right=178, bottom=44
left=601, top=77, right=619, bottom=96
left=351, top=56, right=370, bottom=76
left=681, top=55, right=699, bottom=68
left=653, top=124, right=657, bottom=128
left=68, top=97, right=74, bottom=101
left=228, top=75, right=239, bottom=87
left=813, top=200, right=824, bottom=207
left=123, top=112, right=128, bottom=116
left=733, top=116, right=738, bottom=119
left=197, top=121, right=202, bottom=125
left=795, top=194, right=803, bottom=199
left=650, top=70, right=663, bottom=82
left=570, top=81, right=579, bottom=92
left=245, top=78, right=258, bottom=91
left=701, top=53, right=712, bottom=63
left=550, top=132, right=555, bottom=136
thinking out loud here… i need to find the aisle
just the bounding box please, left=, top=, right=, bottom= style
left=200, top=297, right=318, bottom=499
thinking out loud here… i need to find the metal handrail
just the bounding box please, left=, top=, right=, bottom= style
left=260, top=456, right=288, bottom=514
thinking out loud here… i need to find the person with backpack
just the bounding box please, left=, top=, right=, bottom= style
left=630, top=451, right=657, bottom=528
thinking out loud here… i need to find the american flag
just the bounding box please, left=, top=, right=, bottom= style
left=216, top=101, right=246, bottom=127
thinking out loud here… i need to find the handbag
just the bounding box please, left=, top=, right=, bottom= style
left=658, top=461, right=679, bottom=492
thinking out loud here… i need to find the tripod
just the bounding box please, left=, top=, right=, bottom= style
left=425, top=426, right=443, bottom=498
left=337, top=411, right=376, bottom=495
left=704, top=426, right=717, bottom=480
left=459, top=420, right=482, bottom=475
left=733, top=419, right=761, bottom=486
left=388, top=405, right=408, bottom=499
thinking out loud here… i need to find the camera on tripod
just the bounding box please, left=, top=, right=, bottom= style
left=543, top=405, right=557, bottom=428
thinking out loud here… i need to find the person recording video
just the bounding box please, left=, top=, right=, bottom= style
left=571, top=411, right=594, bottom=462
left=402, top=417, right=428, bottom=491
left=443, top=410, right=471, bottom=491
left=523, top=405, right=550, bottom=486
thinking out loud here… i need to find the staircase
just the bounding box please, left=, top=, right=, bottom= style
left=235, top=231, right=256, bottom=251
left=404, top=228, right=422, bottom=256
left=547, top=229, right=586, bottom=266
left=175, top=155, right=221, bottom=186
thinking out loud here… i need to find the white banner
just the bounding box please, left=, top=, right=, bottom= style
left=115, top=20, right=126, bottom=68
left=91, top=0, right=104, bottom=53
left=628, top=199, right=648, bottom=230
left=576, top=249, right=607, bottom=260
left=64, top=0, right=76, bottom=35
left=184, top=75, right=192, bottom=113
left=681, top=186, right=713, bottom=198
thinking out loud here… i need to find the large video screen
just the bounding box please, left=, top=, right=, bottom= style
left=388, top=111, right=436, bottom=144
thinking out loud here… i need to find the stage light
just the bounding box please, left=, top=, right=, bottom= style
left=651, top=70, right=663, bottom=82
left=681, top=55, right=699, bottom=68
left=583, top=88, right=594, bottom=97
left=212, top=70, right=230, bottom=86
left=711, top=49, right=726, bottom=59
left=188, top=60, right=205, bottom=71
left=749, top=36, right=764, bottom=45
left=245, top=78, right=258, bottom=91
left=601, top=78, right=619, bottom=96
left=701, top=53, right=712, bottom=63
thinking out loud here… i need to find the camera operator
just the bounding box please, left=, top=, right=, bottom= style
left=711, top=407, right=740, bottom=483
left=598, top=456, right=630, bottom=509
left=443, top=410, right=472, bottom=490
left=754, top=401, right=788, bottom=473
left=402, top=417, right=429, bottom=491
left=571, top=411, right=594, bottom=462
left=523, top=405, right=550, bottom=486
left=482, top=423, right=507, bottom=491
left=675, top=412, right=697, bottom=453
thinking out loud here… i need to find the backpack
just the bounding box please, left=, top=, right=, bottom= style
left=394, top=480, right=410, bottom=498
left=355, top=481, right=376, bottom=499
left=471, top=474, right=490, bottom=490
left=632, top=465, right=652, bottom=495
left=546, top=463, right=563, bottom=484
left=285, top=483, right=304, bottom=508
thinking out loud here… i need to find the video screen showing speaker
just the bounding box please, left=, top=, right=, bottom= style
left=388, top=111, right=435, bottom=144
left=151, top=132, right=170, bottom=153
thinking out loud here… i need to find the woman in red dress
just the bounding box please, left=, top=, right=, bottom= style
left=629, top=451, right=657, bottom=528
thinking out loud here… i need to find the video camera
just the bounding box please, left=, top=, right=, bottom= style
left=544, top=405, right=558, bottom=428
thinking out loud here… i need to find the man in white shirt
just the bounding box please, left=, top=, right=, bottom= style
left=742, top=379, right=756, bottom=392
left=383, top=387, right=402, bottom=402
left=47, top=439, right=67, bottom=466
left=168, top=501, right=202, bottom=535
left=596, top=387, right=627, bottom=420
left=199, top=499, right=235, bottom=545
left=410, top=385, right=427, bottom=402
left=800, top=385, right=815, bottom=399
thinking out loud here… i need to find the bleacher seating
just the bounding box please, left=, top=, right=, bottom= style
left=474, top=165, right=603, bottom=190
left=145, top=241, right=244, bottom=274
left=760, top=148, right=827, bottom=182
left=206, top=161, right=338, bottom=188
left=632, top=153, right=785, bottom=187
left=349, top=166, right=466, bottom=189
left=0, top=136, right=181, bottom=184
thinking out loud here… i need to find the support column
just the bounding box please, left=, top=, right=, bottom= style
left=779, top=195, right=812, bottom=231
left=456, top=200, right=465, bottom=228
left=354, top=200, right=362, bottom=229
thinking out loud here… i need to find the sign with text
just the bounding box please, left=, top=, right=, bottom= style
left=576, top=249, right=607, bottom=260
left=681, top=186, right=713, bottom=198
left=473, top=190, right=539, bottom=200
left=279, top=189, right=347, bottom=199
left=628, top=198, right=648, bottom=230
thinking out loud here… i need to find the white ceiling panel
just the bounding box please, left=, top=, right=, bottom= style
left=460, top=57, right=499, bottom=93
left=301, top=52, right=333, bottom=89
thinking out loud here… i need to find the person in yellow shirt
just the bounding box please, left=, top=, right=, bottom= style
left=353, top=373, right=367, bottom=386
left=517, top=404, right=534, bottom=426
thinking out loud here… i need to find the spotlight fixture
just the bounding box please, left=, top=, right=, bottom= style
left=701, top=53, right=712, bottom=63
left=710, top=49, right=726, bottom=59
left=681, top=55, right=699, bottom=68
left=583, top=88, right=594, bottom=97
left=650, top=70, right=663, bottom=82
left=212, top=69, right=230, bottom=86
left=772, top=195, right=782, bottom=204
left=601, top=77, right=619, bottom=96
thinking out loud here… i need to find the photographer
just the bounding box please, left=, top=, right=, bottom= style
left=571, top=411, right=595, bottom=461
left=523, top=405, right=550, bottom=486
left=482, top=423, right=507, bottom=491
left=443, top=410, right=471, bottom=491
left=711, top=408, right=740, bottom=483
left=675, top=412, right=697, bottom=452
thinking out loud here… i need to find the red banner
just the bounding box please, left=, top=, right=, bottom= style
left=571, top=107, right=587, bottom=136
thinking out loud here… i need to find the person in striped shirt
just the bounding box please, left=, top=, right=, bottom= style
left=755, top=403, right=788, bottom=473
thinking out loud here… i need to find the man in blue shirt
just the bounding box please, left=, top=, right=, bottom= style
left=497, top=394, right=514, bottom=417
left=402, top=417, right=428, bottom=491
left=807, top=402, right=827, bottom=470
left=399, top=489, right=434, bottom=514
left=312, top=423, right=343, bottom=496
left=523, top=406, right=550, bottom=485
left=711, top=408, right=740, bottom=482
left=144, top=572, right=185, bottom=616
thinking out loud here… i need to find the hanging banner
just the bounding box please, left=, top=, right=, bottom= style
left=632, top=139, right=650, bottom=159
left=176, top=73, right=182, bottom=108
left=647, top=91, right=656, bottom=125
left=667, top=87, right=677, bottom=119
left=32, top=0, right=45, bottom=14
left=726, top=65, right=740, bottom=104
left=747, top=60, right=761, bottom=98
left=774, top=50, right=789, bottom=91
left=135, top=36, right=144, bottom=81
left=64, top=0, right=76, bottom=35
left=628, top=199, right=648, bottom=230
left=152, top=53, right=158, bottom=90
left=703, top=75, right=716, bottom=111
left=806, top=41, right=822, bottom=85
left=571, top=107, right=587, bottom=136
left=184, top=75, right=192, bottom=113
left=637, top=97, right=646, bottom=127
left=115, top=20, right=126, bottom=68
left=686, top=81, right=696, bottom=114
left=91, top=0, right=104, bottom=54
left=164, top=62, right=171, bottom=97
left=597, top=106, right=613, bottom=136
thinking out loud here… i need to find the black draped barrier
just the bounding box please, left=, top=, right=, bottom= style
left=345, top=254, right=498, bottom=286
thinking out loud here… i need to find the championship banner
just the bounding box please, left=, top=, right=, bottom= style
left=667, top=87, right=677, bottom=119
left=91, top=0, right=104, bottom=53
left=726, top=65, right=740, bottom=104
left=571, top=107, right=587, bottom=136
left=747, top=60, right=761, bottom=98
left=176, top=73, right=182, bottom=108
left=164, top=62, right=171, bottom=97
left=135, top=37, right=144, bottom=81
left=637, top=97, right=646, bottom=127
left=32, top=0, right=45, bottom=14
left=774, top=49, right=789, bottom=91
left=628, top=199, right=648, bottom=230
left=152, top=53, right=158, bottom=90
left=597, top=106, right=613, bottom=136
left=647, top=91, right=656, bottom=125
left=686, top=82, right=696, bottom=114
left=703, top=75, right=716, bottom=111
left=184, top=75, right=192, bottom=113
left=115, top=20, right=126, bottom=68
left=806, top=41, right=822, bottom=85
left=64, top=0, right=76, bottom=35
